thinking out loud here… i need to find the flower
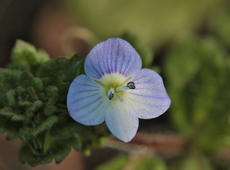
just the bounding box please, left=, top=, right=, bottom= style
left=67, top=38, right=171, bottom=142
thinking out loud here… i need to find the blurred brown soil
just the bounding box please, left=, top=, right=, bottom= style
left=0, top=135, right=84, bottom=170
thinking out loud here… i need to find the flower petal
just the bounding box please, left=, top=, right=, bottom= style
left=125, top=69, right=171, bottom=119
left=105, top=102, right=139, bottom=142
left=85, top=38, right=142, bottom=79
left=67, top=75, right=107, bottom=125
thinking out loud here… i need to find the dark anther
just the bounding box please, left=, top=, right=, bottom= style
left=127, top=82, right=136, bottom=89
left=108, top=92, right=114, bottom=100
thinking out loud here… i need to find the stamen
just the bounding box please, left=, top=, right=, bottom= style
left=107, top=88, right=114, bottom=100
left=127, top=82, right=136, bottom=89
left=117, top=86, right=129, bottom=91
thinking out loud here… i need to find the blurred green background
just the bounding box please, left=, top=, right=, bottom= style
left=0, top=0, right=229, bottom=169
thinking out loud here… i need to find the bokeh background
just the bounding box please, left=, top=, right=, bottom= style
left=0, top=0, right=229, bottom=169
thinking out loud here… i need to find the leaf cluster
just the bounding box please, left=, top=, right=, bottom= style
left=0, top=40, right=108, bottom=166
left=165, top=37, right=230, bottom=153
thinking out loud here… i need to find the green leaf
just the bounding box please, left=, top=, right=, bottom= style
left=0, top=40, right=108, bottom=166
left=11, top=114, right=26, bottom=121
left=11, top=40, right=49, bottom=66
left=54, top=146, right=71, bottom=163
left=6, top=132, right=18, bottom=140
left=33, top=116, right=58, bottom=136
left=0, top=108, right=14, bottom=117
left=6, top=90, right=16, bottom=106
left=208, top=3, right=230, bottom=48
left=96, top=155, right=128, bottom=170
left=72, top=135, right=83, bottom=151
left=172, top=151, right=213, bottom=170
left=165, top=37, right=230, bottom=153
left=96, top=155, right=167, bottom=170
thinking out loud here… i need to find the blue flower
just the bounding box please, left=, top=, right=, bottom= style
left=67, top=38, right=171, bottom=142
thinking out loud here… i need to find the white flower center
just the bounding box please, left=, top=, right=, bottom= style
left=95, top=73, right=135, bottom=101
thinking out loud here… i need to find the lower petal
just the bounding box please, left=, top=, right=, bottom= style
left=67, top=75, right=106, bottom=125
left=105, top=102, right=139, bottom=142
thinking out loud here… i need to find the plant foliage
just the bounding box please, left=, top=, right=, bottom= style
left=165, top=37, right=230, bottom=153
left=0, top=40, right=108, bottom=166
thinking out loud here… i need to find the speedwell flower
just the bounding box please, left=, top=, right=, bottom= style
left=67, top=38, right=170, bottom=142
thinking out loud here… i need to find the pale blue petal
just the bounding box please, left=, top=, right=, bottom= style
left=67, top=75, right=106, bottom=125
left=85, top=38, right=142, bottom=79
left=105, top=102, right=139, bottom=142
left=125, top=69, right=171, bottom=119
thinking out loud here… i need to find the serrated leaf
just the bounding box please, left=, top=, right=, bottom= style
left=0, top=40, right=106, bottom=166
left=54, top=146, right=71, bottom=163
left=0, top=108, right=13, bottom=117
left=33, top=116, right=58, bottom=136
left=6, top=90, right=16, bottom=106
left=11, top=40, right=49, bottom=66
left=11, top=114, right=26, bottom=121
